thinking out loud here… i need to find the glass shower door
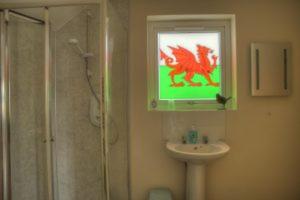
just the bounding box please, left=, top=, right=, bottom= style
left=1, top=4, right=107, bottom=200
left=7, top=9, right=48, bottom=200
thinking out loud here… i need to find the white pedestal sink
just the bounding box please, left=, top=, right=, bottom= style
left=166, top=141, right=230, bottom=200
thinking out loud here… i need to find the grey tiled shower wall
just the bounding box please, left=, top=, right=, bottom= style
left=52, top=5, right=103, bottom=200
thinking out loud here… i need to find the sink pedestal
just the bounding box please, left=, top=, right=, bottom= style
left=166, top=141, right=230, bottom=200
left=186, top=163, right=205, bottom=200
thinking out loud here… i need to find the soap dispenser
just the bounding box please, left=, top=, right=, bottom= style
left=186, top=125, right=199, bottom=144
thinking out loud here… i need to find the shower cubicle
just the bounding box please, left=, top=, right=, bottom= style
left=0, top=1, right=129, bottom=200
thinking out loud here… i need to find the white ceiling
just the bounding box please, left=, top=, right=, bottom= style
left=12, top=6, right=88, bottom=31
left=0, top=0, right=100, bottom=31
left=0, top=0, right=100, bottom=8
left=0, top=0, right=98, bottom=3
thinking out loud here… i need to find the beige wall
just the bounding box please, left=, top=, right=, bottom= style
left=129, top=0, right=300, bottom=200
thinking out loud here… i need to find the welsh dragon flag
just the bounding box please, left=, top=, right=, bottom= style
left=158, top=32, right=222, bottom=100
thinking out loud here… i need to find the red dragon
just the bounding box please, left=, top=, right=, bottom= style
left=160, top=45, right=219, bottom=87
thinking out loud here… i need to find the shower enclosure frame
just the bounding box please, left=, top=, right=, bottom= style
left=0, top=1, right=110, bottom=200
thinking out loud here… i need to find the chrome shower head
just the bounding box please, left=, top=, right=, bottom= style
left=68, top=38, right=79, bottom=45
left=87, top=10, right=92, bottom=17
left=68, top=38, right=94, bottom=59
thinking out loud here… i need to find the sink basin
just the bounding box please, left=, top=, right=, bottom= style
left=166, top=141, right=230, bottom=164
left=165, top=141, right=230, bottom=200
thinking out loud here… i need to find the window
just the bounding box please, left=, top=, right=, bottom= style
left=147, top=15, right=237, bottom=111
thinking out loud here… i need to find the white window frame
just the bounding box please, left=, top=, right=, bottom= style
left=147, top=15, right=237, bottom=111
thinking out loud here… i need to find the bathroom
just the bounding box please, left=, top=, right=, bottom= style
left=0, top=0, right=299, bottom=200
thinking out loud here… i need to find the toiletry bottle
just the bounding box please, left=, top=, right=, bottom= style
left=182, top=136, right=186, bottom=144
left=187, top=125, right=199, bottom=144
left=202, top=133, right=209, bottom=144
